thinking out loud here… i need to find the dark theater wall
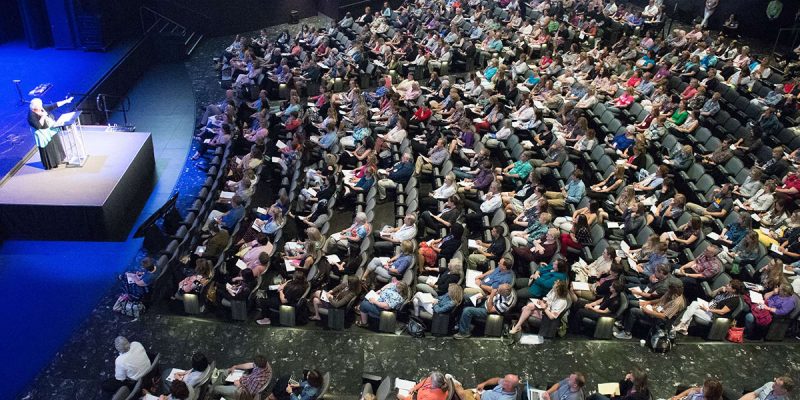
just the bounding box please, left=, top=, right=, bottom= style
left=152, top=0, right=318, bottom=37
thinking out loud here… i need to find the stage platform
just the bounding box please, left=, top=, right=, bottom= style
left=0, top=126, right=155, bottom=241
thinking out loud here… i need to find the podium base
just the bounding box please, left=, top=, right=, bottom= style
left=65, top=154, right=89, bottom=168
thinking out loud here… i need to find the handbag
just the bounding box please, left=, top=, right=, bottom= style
left=113, top=294, right=145, bottom=318
left=405, top=316, right=426, bottom=338
left=726, top=325, right=744, bottom=343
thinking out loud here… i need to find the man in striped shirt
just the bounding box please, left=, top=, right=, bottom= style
left=213, top=355, right=273, bottom=399
left=454, top=283, right=516, bottom=339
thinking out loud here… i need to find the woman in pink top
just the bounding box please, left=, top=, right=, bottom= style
left=607, top=87, right=635, bottom=115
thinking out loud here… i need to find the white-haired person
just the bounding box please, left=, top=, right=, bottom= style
left=101, top=336, right=151, bottom=392
left=27, top=96, right=74, bottom=169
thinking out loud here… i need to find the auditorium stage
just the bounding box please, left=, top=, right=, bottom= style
left=0, top=127, right=155, bottom=241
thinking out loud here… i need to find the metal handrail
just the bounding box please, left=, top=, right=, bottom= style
left=97, top=94, right=132, bottom=128
left=139, top=6, right=187, bottom=35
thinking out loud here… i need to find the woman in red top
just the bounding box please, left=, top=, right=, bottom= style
left=398, top=373, right=448, bottom=400
left=777, top=173, right=800, bottom=199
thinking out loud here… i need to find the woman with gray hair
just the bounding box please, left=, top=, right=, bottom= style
left=323, top=212, right=370, bottom=253
left=397, top=371, right=448, bottom=400
left=27, top=96, right=73, bottom=170
left=416, top=258, right=463, bottom=296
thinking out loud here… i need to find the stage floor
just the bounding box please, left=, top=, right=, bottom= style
left=0, top=126, right=155, bottom=240
left=0, top=39, right=134, bottom=182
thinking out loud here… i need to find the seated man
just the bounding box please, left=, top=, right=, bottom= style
left=376, top=152, right=414, bottom=200
left=454, top=283, right=516, bottom=339
left=544, top=169, right=586, bottom=211
left=374, top=214, right=417, bottom=254
left=101, top=336, right=151, bottom=392
left=685, top=183, right=733, bottom=224
left=467, top=225, right=507, bottom=271
left=213, top=355, right=273, bottom=400
left=739, top=375, right=793, bottom=400
left=451, top=374, right=520, bottom=400
left=465, top=255, right=515, bottom=297
left=531, top=139, right=567, bottom=182
left=627, top=264, right=683, bottom=308
left=205, top=195, right=245, bottom=232
left=544, top=372, right=586, bottom=400
left=675, top=244, right=722, bottom=301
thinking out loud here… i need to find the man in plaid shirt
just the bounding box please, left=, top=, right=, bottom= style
left=213, top=355, right=273, bottom=399
left=676, top=245, right=722, bottom=302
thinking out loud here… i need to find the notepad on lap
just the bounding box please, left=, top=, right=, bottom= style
left=325, top=254, right=341, bottom=264
left=166, top=368, right=186, bottom=382
left=606, top=221, right=621, bottom=229
left=572, top=282, right=591, bottom=291
left=365, top=290, right=380, bottom=301
left=226, top=369, right=245, bottom=382
left=598, top=383, right=621, bottom=396
left=706, top=232, right=721, bottom=241
left=466, top=269, right=482, bottom=288
left=396, top=378, right=416, bottom=397
left=426, top=275, right=438, bottom=286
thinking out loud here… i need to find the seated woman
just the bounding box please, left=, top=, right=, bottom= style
left=285, top=228, right=325, bottom=273
left=218, top=268, right=257, bottom=306
left=661, top=215, right=701, bottom=255
left=339, top=135, right=374, bottom=168
left=412, top=283, right=464, bottom=317
left=509, top=280, right=570, bottom=335
left=519, top=256, right=569, bottom=301
left=268, top=369, right=324, bottom=400
left=162, top=352, right=209, bottom=391
left=343, top=167, right=376, bottom=202
left=574, top=260, right=625, bottom=303
left=559, top=214, right=593, bottom=256
left=589, top=165, right=627, bottom=200
left=249, top=206, right=286, bottom=239
left=672, top=379, right=725, bottom=400
left=309, top=276, right=361, bottom=321
left=356, top=281, right=410, bottom=327
left=421, top=172, right=458, bottom=211
left=672, top=279, right=746, bottom=335
left=362, top=240, right=415, bottom=284
left=256, top=270, right=309, bottom=325
left=553, top=200, right=602, bottom=232
left=191, top=123, right=232, bottom=160
left=744, top=283, right=796, bottom=339
left=586, top=367, right=651, bottom=400
left=569, top=280, right=625, bottom=335
left=416, top=258, right=463, bottom=295
left=718, top=231, right=760, bottom=270
left=663, top=144, right=694, bottom=171
left=122, top=257, right=157, bottom=302
left=647, top=194, right=687, bottom=232
left=397, top=372, right=448, bottom=400
left=417, top=224, right=464, bottom=273
left=174, top=258, right=213, bottom=299
left=755, top=259, right=789, bottom=293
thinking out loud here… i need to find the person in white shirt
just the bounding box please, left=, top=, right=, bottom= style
left=374, top=214, right=418, bottom=254
left=101, top=336, right=151, bottom=392
left=642, top=0, right=659, bottom=18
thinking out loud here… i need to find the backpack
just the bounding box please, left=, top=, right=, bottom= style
left=649, top=325, right=675, bottom=353
left=405, top=316, right=426, bottom=338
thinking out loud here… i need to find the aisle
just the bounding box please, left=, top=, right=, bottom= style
left=0, top=61, right=195, bottom=399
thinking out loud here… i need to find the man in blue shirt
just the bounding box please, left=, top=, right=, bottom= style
left=544, top=373, right=586, bottom=400
left=376, top=152, right=413, bottom=200
left=204, top=195, right=245, bottom=232
left=545, top=170, right=586, bottom=210
left=465, top=256, right=514, bottom=297
left=450, top=374, right=520, bottom=400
